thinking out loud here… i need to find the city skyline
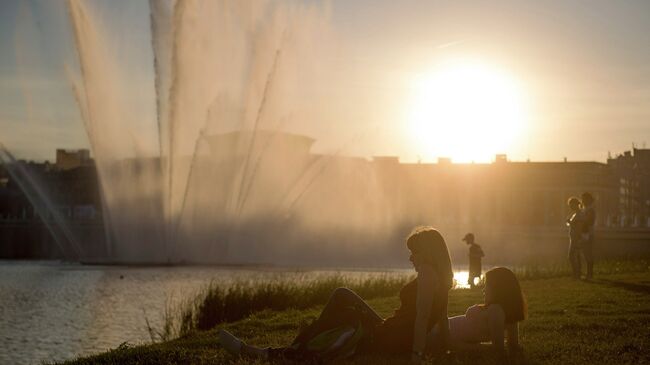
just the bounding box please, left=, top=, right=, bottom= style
left=5, top=140, right=648, bottom=165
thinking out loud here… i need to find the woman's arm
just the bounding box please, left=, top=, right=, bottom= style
left=449, top=339, right=491, bottom=351
left=412, top=265, right=437, bottom=357
left=447, top=306, right=510, bottom=358
left=487, top=305, right=506, bottom=352
left=506, top=322, right=519, bottom=349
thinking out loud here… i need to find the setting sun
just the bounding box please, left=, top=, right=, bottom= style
left=409, top=60, right=528, bottom=162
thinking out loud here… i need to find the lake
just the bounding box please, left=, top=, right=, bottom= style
left=0, top=261, right=471, bottom=364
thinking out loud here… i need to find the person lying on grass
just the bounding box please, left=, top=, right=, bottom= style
left=219, top=226, right=454, bottom=364
left=430, top=267, right=527, bottom=360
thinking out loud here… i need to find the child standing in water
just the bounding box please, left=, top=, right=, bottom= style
left=463, top=233, right=484, bottom=288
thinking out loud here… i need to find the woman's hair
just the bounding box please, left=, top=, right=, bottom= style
left=581, top=192, right=594, bottom=206
left=485, top=267, right=527, bottom=323
left=567, top=197, right=581, bottom=209
left=406, top=226, right=454, bottom=290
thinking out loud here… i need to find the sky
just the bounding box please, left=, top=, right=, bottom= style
left=1, top=0, right=649, bottom=163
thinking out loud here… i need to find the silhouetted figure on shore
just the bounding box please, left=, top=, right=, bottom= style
left=566, top=197, right=584, bottom=279
left=218, top=227, right=454, bottom=363
left=581, top=192, right=596, bottom=279
left=463, top=233, right=484, bottom=288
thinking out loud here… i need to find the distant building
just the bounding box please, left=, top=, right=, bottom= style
left=373, top=154, right=619, bottom=230
left=0, top=164, right=8, bottom=188
left=56, top=149, right=92, bottom=170
left=608, top=148, right=650, bottom=227
left=1, top=162, right=100, bottom=219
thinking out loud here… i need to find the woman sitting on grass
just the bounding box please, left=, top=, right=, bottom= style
left=219, top=226, right=454, bottom=363
left=436, top=267, right=526, bottom=360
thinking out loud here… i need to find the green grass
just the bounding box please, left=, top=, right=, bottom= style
left=165, top=259, right=649, bottom=339
left=59, top=267, right=650, bottom=365
left=512, top=258, right=650, bottom=280
left=159, top=274, right=413, bottom=339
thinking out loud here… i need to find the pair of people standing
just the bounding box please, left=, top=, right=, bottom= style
left=566, top=192, right=596, bottom=279
left=219, top=226, right=526, bottom=363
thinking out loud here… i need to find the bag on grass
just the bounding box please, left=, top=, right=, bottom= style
left=285, top=322, right=367, bottom=363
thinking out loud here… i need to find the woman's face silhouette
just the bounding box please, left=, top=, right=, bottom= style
left=570, top=202, right=580, bottom=212
left=483, top=282, right=495, bottom=303
left=409, top=249, right=424, bottom=270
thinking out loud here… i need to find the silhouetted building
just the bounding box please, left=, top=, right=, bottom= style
left=0, top=158, right=102, bottom=259
left=608, top=148, right=650, bottom=227
left=372, top=155, right=619, bottom=229
left=56, top=149, right=92, bottom=170
left=0, top=164, right=8, bottom=188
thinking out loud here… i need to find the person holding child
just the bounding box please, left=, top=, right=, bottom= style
left=567, top=196, right=585, bottom=279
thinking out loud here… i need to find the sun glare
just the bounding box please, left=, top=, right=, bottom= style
left=408, top=60, right=528, bottom=163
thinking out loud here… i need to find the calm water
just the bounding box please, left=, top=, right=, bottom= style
left=0, top=261, right=470, bottom=365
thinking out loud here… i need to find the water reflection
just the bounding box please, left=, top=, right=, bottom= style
left=453, top=271, right=471, bottom=289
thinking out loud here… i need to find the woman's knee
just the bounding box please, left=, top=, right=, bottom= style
left=329, top=287, right=360, bottom=304
left=332, top=287, right=354, bottom=298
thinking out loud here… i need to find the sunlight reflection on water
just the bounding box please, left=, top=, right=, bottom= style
left=453, top=270, right=471, bottom=289
left=453, top=270, right=486, bottom=289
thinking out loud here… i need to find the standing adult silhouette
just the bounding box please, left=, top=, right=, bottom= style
left=566, top=197, right=584, bottom=278
left=581, top=192, right=596, bottom=279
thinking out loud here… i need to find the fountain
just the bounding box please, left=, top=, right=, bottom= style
left=50, top=0, right=395, bottom=265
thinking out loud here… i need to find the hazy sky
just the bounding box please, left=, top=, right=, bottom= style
left=1, top=0, right=649, bottom=162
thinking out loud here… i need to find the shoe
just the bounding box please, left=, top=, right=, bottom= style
left=218, top=329, right=243, bottom=356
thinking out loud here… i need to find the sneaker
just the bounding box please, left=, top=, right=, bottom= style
left=218, top=329, right=243, bottom=356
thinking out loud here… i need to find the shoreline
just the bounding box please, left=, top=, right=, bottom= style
left=57, top=268, right=650, bottom=365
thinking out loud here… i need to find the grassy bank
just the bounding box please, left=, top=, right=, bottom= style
left=162, top=259, right=649, bottom=339
left=60, top=262, right=650, bottom=365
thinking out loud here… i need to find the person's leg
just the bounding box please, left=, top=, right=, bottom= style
left=428, top=301, right=450, bottom=356
left=219, top=328, right=317, bottom=361
left=220, top=288, right=382, bottom=360
left=568, top=243, right=581, bottom=278
left=218, top=329, right=269, bottom=358
left=314, top=287, right=383, bottom=326
left=583, top=239, right=594, bottom=279
left=291, top=287, right=382, bottom=346
left=469, top=264, right=478, bottom=288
